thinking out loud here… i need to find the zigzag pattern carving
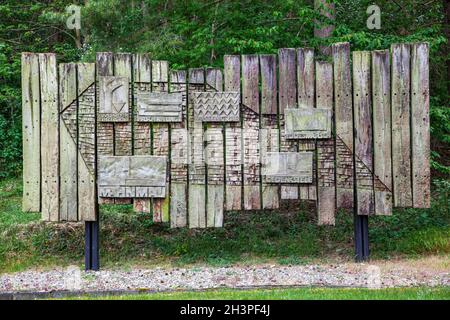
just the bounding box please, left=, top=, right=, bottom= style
left=193, top=91, right=240, bottom=122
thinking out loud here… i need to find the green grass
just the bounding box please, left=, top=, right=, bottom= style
left=0, top=178, right=449, bottom=272
left=65, top=287, right=450, bottom=300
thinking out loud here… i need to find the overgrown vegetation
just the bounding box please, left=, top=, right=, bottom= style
left=0, top=178, right=448, bottom=272
left=0, top=0, right=449, bottom=178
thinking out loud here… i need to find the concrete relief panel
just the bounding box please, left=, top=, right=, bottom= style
left=262, top=152, right=313, bottom=183
left=193, top=91, right=240, bottom=122
left=285, top=108, right=332, bottom=139
left=98, top=155, right=167, bottom=198
left=136, top=92, right=183, bottom=122
left=98, top=76, right=130, bottom=122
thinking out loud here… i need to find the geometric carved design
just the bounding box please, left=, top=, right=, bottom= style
left=98, top=76, right=130, bottom=122
left=192, top=91, right=240, bottom=122
left=136, top=92, right=182, bottom=122
left=98, top=155, right=167, bottom=198
left=61, top=84, right=96, bottom=175
left=262, top=152, right=313, bottom=183
left=285, top=108, right=332, bottom=139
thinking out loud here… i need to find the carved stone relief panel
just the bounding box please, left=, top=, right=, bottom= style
left=262, top=152, right=313, bottom=183
left=98, top=155, right=167, bottom=198
left=136, top=92, right=183, bottom=122
left=98, top=76, right=130, bottom=122
left=285, top=108, right=331, bottom=139
left=192, top=91, right=240, bottom=122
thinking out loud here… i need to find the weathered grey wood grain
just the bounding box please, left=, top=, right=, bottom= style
left=353, top=51, right=374, bottom=216
left=77, top=63, right=97, bottom=221
left=223, top=55, right=242, bottom=211
left=297, top=48, right=316, bottom=200
left=170, top=69, right=188, bottom=228
left=59, top=63, right=78, bottom=221
left=278, top=48, right=299, bottom=200
left=242, top=55, right=261, bottom=210
left=391, top=44, right=412, bottom=207
left=22, top=53, right=41, bottom=213
left=206, top=68, right=225, bottom=227
left=372, top=50, right=392, bottom=215
left=39, top=53, right=59, bottom=221
left=260, top=54, right=280, bottom=209
left=316, top=61, right=336, bottom=225
left=133, top=54, right=152, bottom=214
left=151, top=60, right=170, bottom=222
left=332, top=42, right=354, bottom=209
left=188, top=68, right=206, bottom=228
left=411, top=43, right=430, bottom=208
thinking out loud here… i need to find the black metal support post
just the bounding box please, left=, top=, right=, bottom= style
left=85, top=221, right=100, bottom=271
left=354, top=213, right=369, bottom=262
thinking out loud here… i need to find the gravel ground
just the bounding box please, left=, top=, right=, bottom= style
left=1, top=259, right=448, bottom=294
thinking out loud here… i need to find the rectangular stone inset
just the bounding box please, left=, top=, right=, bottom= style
left=262, top=152, right=313, bottom=183
left=285, top=108, right=331, bottom=139
left=98, top=155, right=167, bottom=198
left=193, top=91, right=240, bottom=122
left=98, top=76, right=130, bottom=122
left=136, top=92, right=183, bottom=122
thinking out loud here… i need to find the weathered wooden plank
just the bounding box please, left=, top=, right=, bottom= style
left=133, top=54, right=152, bottom=213
left=22, top=53, right=41, bottom=212
left=391, top=44, right=412, bottom=207
left=297, top=48, right=317, bottom=200
left=39, top=53, right=59, bottom=221
left=260, top=54, right=280, bottom=209
left=242, top=55, right=261, bottom=210
left=77, top=63, right=97, bottom=221
left=316, top=61, right=336, bottom=225
left=372, top=50, right=392, bottom=215
left=152, top=60, right=170, bottom=222
left=96, top=52, right=115, bottom=205
left=278, top=48, right=298, bottom=200
left=188, top=68, right=206, bottom=228
left=223, top=55, right=242, bottom=211
left=170, top=69, right=188, bottom=228
left=353, top=51, right=374, bottom=216
left=59, top=63, right=78, bottom=221
left=206, top=68, right=225, bottom=227
left=332, top=42, right=354, bottom=209
left=411, top=43, right=430, bottom=208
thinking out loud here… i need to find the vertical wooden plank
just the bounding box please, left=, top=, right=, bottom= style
left=316, top=61, right=336, bottom=224
left=205, top=68, right=225, bottom=227
left=372, top=50, right=393, bottom=215
left=170, top=69, right=188, bottom=227
left=260, top=54, right=280, bottom=209
left=39, top=53, right=59, bottom=221
left=77, top=63, right=97, bottom=221
left=411, top=43, right=430, bottom=208
left=297, top=48, right=317, bottom=200
left=332, top=42, right=354, bottom=209
left=133, top=54, right=152, bottom=213
left=224, top=55, right=242, bottom=211
left=353, top=51, right=374, bottom=216
left=152, top=60, right=170, bottom=222
left=188, top=68, right=206, bottom=228
left=391, top=44, right=412, bottom=207
left=278, top=48, right=298, bottom=200
left=96, top=52, right=114, bottom=204
left=59, top=63, right=78, bottom=221
left=242, top=55, right=261, bottom=210
left=22, top=53, right=41, bottom=212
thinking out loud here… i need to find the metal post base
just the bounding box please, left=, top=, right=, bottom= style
left=85, top=221, right=100, bottom=271
left=354, top=214, right=369, bottom=262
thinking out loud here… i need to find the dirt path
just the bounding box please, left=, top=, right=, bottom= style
left=0, top=256, right=448, bottom=294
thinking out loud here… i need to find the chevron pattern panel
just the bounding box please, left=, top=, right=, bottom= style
left=192, top=91, right=240, bottom=122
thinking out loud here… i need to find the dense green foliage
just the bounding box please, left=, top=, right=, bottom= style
left=0, top=0, right=448, bottom=179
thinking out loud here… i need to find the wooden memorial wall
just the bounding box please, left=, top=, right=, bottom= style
left=22, top=42, right=431, bottom=229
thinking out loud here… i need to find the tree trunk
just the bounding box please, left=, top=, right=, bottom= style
left=314, top=0, right=335, bottom=56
